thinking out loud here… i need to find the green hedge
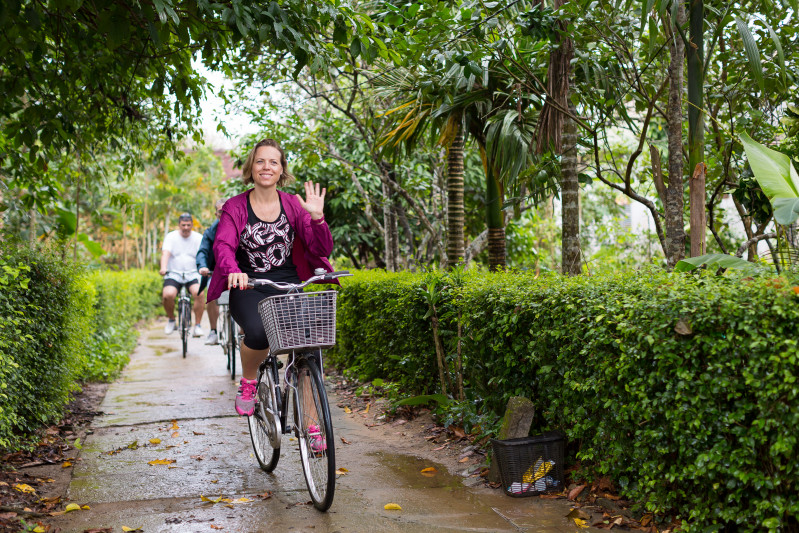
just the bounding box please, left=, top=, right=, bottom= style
left=0, top=242, right=161, bottom=449
left=84, top=269, right=162, bottom=381
left=330, top=268, right=799, bottom=532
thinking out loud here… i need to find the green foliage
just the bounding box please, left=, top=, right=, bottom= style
left=83, top=269, right=162, bottom=381
left=674, top=253, right=765, bottom=274
left=0, top=242, right=91, bottom=448
left=329, top=270, right=438, bottom=392
left=332, top=269, right=799, bottom=530
left=0, top=241, right=161, bottom=449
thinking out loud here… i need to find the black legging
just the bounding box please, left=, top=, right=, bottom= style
left=229, top=286, right=285, bottom=351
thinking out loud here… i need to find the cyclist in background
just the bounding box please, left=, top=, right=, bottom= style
left=160, top=212, right=205, bottom=336
left=205, top=138, right=335, bottom=416
left=197, top=199, right=226, bottom=346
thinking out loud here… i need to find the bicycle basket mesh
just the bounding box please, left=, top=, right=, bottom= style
left=257, top=291, right=337, bottom=355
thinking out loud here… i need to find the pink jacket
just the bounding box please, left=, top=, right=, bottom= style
left=206, top=189, right=335, bottom=302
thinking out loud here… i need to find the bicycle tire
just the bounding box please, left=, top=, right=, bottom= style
left=229, top=314, right=237, bottom=380
left=248, top=362, right=281, bottom=472
left=179, top=298, right=190, bottom=358
left=218, top=307, right=230, bottom=369
left=294, top=356, right=335, bottom=511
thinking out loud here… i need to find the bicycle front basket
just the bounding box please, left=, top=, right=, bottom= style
left=257, top=291, right=337, bottom=355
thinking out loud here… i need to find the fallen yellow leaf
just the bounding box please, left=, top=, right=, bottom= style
left=81, top=505, right=90, bottom=510
left=201, top=495, right=224, bottom=503
left=171, top=431, right=180, bottom=438
left=169, top=420, right=179, bottom=430
left=13, top=483, right=36, bottom=494
left=147, top=459, right=176, bottom=466
left=62, top=462, right=72, bottom=468
left=149, top=438, right=162, bottom=445
left=232, top=497, right=252, bottom=503
left=573, top=518, right=589, bottom=528
left=458, top=457, right=470, bottom=463
left=420, top=467, right=437, bottom=477
left=32, top=527, right=45, bottom=533
left=384, top=503, right=402, bottom=510
left=343, top=406, right=351, bottom=414
left=64, top=503, right=81, bottom=512
left=335, top=468, right=349, bottom=475
left=364, top=403, right=371, bottom=414
left=122, top=526, right=143, bottom=532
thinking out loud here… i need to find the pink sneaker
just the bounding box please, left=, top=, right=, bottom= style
left=308, top=424, right=326, bottom=453
left=235, top=378, right=258, bottom=416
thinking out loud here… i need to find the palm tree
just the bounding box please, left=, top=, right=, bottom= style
left=532, top=0, right=581, bottom=275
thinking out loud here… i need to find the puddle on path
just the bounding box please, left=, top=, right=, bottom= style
left=367, top=452, right=462, bottom=490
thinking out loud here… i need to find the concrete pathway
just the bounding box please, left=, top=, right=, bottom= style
left=50, top=316, right=598, bottom=532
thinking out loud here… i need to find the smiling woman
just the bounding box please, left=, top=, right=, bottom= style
left=205, top=137, right=334, bottom=417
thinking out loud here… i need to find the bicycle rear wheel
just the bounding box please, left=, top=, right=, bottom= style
left=179, top=299, right=190, bottom=358
left=294, top=356, right=335, bottom=511
left=248, top=361, right=281, bottom=472
left=228, top=314, right=237, bottom=380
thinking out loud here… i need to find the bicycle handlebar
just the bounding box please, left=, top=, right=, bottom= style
left=164, top=270, right=199, bottom=278
left=247, top=271, right=351, bottom=291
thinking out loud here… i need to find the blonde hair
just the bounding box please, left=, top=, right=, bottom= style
left=240, top=139, right=295, bottom=187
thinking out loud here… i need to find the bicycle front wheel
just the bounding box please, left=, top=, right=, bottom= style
left=218, top=308, right=230, bottom=369
left=228, top=314, right=237, bottom=380
left=294, top=356, right=335, bottom=511
left=248, top=363, right=281, bottom=472
left=179, top=299, right=190, bottom=358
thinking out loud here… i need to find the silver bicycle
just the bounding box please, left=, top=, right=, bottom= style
left=246, top=270, right=350, bottom=512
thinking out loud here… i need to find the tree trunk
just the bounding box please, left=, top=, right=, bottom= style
left=74, top=177, right=81, bottom=261
left=446, top=124, right=465, bottom=268
left=29, top=209, right=36, bottom=242
left=381, top=178, right=399, bottom=271
left=122, top=205, right=128, bottom=270
left=687, top=0, right=705, bottom=257
left=486, top=165, right=505, bottom=271
left=664, top=4, right=687, bottom=268
left=561, top=105, right=581, bottom=275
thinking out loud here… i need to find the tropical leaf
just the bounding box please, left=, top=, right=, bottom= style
left=77, top=233, right=106, bottom=257
left=394, top=394, right=451, bottom=407
left=772, top=198, right=799, bottom=226
left=764, top=19, right=786, bottom=87
left=739, top=132, right=799, bottom=209
left=735, top=18, right=764, bottom=92
left=674, top=254, right=764, bottom=273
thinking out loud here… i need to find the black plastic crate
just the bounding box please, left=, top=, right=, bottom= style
left=491, top=431, right=565, bottom=497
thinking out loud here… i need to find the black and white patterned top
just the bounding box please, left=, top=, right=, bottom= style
left=236, top=196, right=300, bottom=283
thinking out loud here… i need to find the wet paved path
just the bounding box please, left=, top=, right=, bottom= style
left=50, top=317, right=598, bottom=532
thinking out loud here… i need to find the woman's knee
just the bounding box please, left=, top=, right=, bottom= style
left=243, top=330, right=269, bottom=351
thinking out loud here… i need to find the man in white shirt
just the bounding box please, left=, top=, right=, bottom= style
left=159, top=213, right=205, bottom=336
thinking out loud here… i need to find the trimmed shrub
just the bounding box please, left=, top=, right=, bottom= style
left=0, top=243, right=92, bottom=446
left=84, top=269, right=161, bottom=381
left=330, top=268, right=799, bottom=531
left=0, top=241, right=161, bottom=449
